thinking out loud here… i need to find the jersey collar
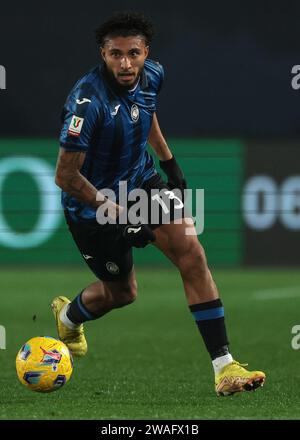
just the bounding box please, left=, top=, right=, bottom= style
left=140, top=67, right=149, bottom=90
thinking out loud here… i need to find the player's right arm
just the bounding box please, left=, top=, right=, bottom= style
left=58, top=85, right=123, bottom=219
left=55, top=148, right=105, bottom=208
left=55, top=148, right=123, bottom=219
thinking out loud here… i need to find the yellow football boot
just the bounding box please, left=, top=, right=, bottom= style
left=215, top=361, right=266, bottom=396
left=51, top=296, right=87, bottom=357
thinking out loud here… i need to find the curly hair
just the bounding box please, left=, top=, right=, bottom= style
left=95, top=11, right=154, bottom=47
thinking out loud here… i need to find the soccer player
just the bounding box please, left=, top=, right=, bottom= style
left=52, top=12, right=265, bottom=396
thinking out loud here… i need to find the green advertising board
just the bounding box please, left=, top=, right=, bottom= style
left=0, top=139, right=244, bottom=266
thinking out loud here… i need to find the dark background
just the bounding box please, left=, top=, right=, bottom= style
left=1, top=0, right=300, bottom=137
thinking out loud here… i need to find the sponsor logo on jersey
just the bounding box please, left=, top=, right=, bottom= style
left=127, top=226, right=141, bottom=234
left=111, top=104, right=121, bottom=116
left=68, top=115, right=84, bottom=137
left=82, top=254, right=93, bottom=260
left=76, top=98, right=91, bottom=105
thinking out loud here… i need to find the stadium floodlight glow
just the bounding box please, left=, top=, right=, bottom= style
left=0, top=157, right=61, bottom=248
left=0, top=65, right=6, bottom=90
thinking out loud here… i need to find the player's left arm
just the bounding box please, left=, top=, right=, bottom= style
left=148, top=112, right=172, bottom=161
left=148, top=112, right=187, bottom=191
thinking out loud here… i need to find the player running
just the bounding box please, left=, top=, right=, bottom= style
left=51, top=12, right=265, bottom=396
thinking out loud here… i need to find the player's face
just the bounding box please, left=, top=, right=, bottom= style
left=101, top=36, right=149, bottom=88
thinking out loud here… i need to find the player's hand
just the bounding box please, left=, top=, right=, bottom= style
left=119, top=222, right=155, bottom=248
left=97, top=196, right=124, bottom=221
left=106, top=202, right=124, bottom=220
left=159, top=155, right=187, bottom=193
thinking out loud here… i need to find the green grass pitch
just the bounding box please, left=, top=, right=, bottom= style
left=1, top=267, right=300, bottom=420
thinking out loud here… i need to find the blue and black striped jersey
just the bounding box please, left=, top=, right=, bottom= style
left=59, top=59, right=164, bottom=221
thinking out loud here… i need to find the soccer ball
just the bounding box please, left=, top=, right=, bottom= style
left=16, top=336, right=73, bottom=393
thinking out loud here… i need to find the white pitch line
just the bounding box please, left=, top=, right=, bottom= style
left=252, top=286, right=300, bottom=300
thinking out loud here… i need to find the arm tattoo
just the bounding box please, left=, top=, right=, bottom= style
left=56, top=150, right=100, bottom=208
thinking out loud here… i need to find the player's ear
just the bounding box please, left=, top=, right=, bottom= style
left=100, top=47, right=106, bottom=61
left=144, top=46, right=149, bottom=58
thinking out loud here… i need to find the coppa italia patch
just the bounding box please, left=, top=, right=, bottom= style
left=68, top=115, right=84, bottom=137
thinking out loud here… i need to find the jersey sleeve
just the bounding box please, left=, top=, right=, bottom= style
left=156, top=63, right=164, bottom=94
left=59, top=87, right=103, bottom=152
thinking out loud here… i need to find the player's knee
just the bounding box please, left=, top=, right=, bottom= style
left=124, top=280, right=138, bottom=304
left=117, top=279, right=138, bottom=306
left=176, top=239, right=209, bottom=279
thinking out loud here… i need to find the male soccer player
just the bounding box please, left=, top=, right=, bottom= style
left=52, top=12, right=265, bottom=396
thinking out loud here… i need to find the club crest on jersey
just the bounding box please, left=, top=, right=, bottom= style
left=131, top=104, right=139, bottom=122
left=68, top=115, right=84, bottom=137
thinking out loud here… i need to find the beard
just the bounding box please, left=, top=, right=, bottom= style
left=104, top=64, right=142, bottom=91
